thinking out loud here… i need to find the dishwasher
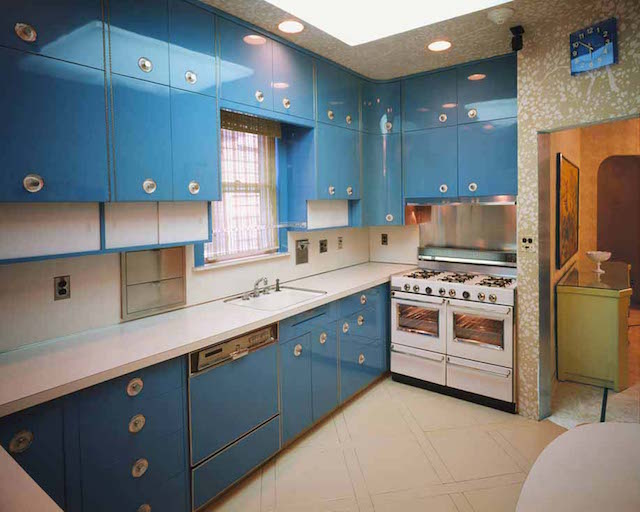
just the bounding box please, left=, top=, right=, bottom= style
left=189, top=324, right=280, bottom=510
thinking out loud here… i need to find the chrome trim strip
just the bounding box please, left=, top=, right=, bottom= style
left=418, top=254, right=517, bottom=268
left=390, top=345, right=444, bottom=362
left=453, top=337, right=504, bottom=351
left=447, top=357, right=511, bottom=378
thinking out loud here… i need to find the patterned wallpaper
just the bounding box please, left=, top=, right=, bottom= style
left=516, top=0, right=640, bottom=418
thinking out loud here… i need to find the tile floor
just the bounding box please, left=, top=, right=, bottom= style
left=205, top=378, right=566, bottom=512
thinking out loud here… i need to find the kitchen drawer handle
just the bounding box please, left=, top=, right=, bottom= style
left=137, top=505, right=152, bottom=512
left=360, top=294, right=367, bottom=305
left=346, top=114, right=352, bottom=125
left=447, top=357, right=511, bottom=378
left=385, top=213, right=394, bottom=222
left=391, top=345, right=444, bottom=363
left=255, top=90, right=264, bottom=102
left=128, top=414, right=146, bottom=434
left=282, top=98, right=291, bottom=109
left=342, top=322, right=349, bottom=333
left=327, top=110, right=334, bottom=120
left=15, top=23, right=37, bottom=43
left=438, top=113, right=447, bottom=123
left=468, top=182, right=478, bottom=192
left=23, top=173, right=44, bottom=193
left=188, top=180, right=200, bottom=195
left=467, top=108, right=478, bottom=119
left=138, top=57, right=153, bottom=73
left=385, top=121, right=393, bottom=131
left=185, top=70, right=197, bottom=84
left=293, top=343, right=303, bottom=357
left=328, top=185, right=335, bottom=196
left=346, top=186, right=353, bottom=196
left=357, top=315, right=364, bottom=326
left=453, top=336, right=504, bottom=351
left=126, top=377, right=144, bottom=397
left=439, top=184, right=448, bottom=194
left=358, top=353, right=365, bottom=365
left=230, top=349, right=249, bottom=361
left=9, top=430, right=33, bottom=454
left=319, top=332, right=327, bottom=345
left=142, top=178, right=157, bottom=194
left=131, top=458, right=149, bottom=478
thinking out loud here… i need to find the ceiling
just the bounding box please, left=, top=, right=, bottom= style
left=201, top=0, right=566, bottom=80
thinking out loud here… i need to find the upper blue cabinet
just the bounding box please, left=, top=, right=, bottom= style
left=316, top=123, right=360, bottom=200
left=109, top=0, right=170, bottom=85
left=457, top=53, right=517, bottom=124
left=363, top=132, right=402, bottom=225
left=362, top=82, right=401, bottom=134
left=0, top=0, right=104, bottom=69
left=272, top=42, right=315, bottom=121
left=169, top=0, right=216, bottom=96
left=219, top=18, right=273, bottom=110
left=402, top=69, right=457, bottom=131
left=316, top=60, right=359, bottom=130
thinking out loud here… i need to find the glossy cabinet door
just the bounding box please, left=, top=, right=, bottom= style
left=458, top=118, right=517, bottom=197
left=219, top=18, right=273, bottom=110
left=316, top=123, right=360, bottom=200
left=171, top=89, right=220, bottom=201
left=402, top=69, right=457, bottom=131
left=169, top=0, right=216, bottom=96
left=109, top=0, right=170, bottom=85
left=316, top=60, right=359, bottom=130
left=280, top=334, right=313, bottom=444
left=0, top=47, right=109, bottom=202
left=111, top=74, right=172, bottom=201
left=363, top=132, right=402, bottom=226
left=311, top=324, right=338, bottom=421
left=340, top=339, right=384, bottom=403
left=457, top=53, right=517, bottom=124
left=362, top=81, right=401, bottom=134
left=403, top=126, right=457, bottom=200
left=0, top=401, right=66, bottom=509
left=0, top=0, right=104, bottom=69
left=272, top=42, right=314, bottom=120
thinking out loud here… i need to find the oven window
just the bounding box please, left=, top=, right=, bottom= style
left=397, top=304, right=439, bottom=337
left=453, top=313, right=504, bottom=350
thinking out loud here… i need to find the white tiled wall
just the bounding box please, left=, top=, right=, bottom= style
left=368, top=225, right=419, bottom=265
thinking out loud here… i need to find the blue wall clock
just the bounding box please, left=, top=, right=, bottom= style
left=570, top=18, right=618, bottom=75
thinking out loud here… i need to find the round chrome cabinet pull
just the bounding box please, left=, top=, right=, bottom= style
left=293, top=343, right=302, bottom=357
left=327, top=110, right=334, bottom=120
left=357, top=315, right=364, bottom=326
left=489, top=294, right=497, bottom=303
left=384, top=121, right=393, bottom=132
left=138, top=57, right=153, bottom=73
left=345, top=114, right=352, bottom=125
left=9, top=430, right=33, bottom=454
left=188, top=180, right=200, bottom=195
left=131, top=458, right=149, bottom=478
left=468, top=182, right=478, bottom=193
left=477, top=292, right=486, bottom=301
left=142, top=179, right=157, bottom=195
left=319, top=332, right=327, bottom=345
left=255, top=90, right=264, bottom=102
left=449, top=289, right=456, bottom=297
left=328, top=185, right=335, bottom=196
left=342, top=322, right=350, bottom=333
left=15, top=23, right=37, bottom=43
left=467, top=108, right=478, bottom=119
left=360, top=294, right=367, bottom=305
left=385, top=213, right=394, bottom=222
left=23, top=174, right=44, bottom=193
left=438, top=113, right=447, bottom=123
left=126, top=377, right=144, bottom=397
left=358, top=353, right=365, bottom=365
left=439, top=184, right=448, bottom=194
left=137, top=505, right=152, bottom=512
left=346, top=186, right=353, bottom=196
left=282, top=98, right=291, bottom=109
left=128, top=414, right=146, bottom=434
left=185, top=70, right=198, bottom=84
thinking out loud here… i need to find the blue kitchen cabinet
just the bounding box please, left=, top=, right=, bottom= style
left=111, top=74, right=173, bottom=201
left=0, top=47, right=109, bottom=202
left=169, top=0, right=216, bottom=96
left=219, top=17, right=273, bottom=110
left=363, top=132, right=402, bottom=226
left=458, top=117, right=518, bottom=197
left=272, top=41, right=315, bottom=120
left=0, top=400, right=66, bottom=509
left=402, top=69, right=457, bottom=132
left=311, top=324, right=339, bottom=421
left=316, top=123, right=360, bottom=200
left=403, top=126, right=458, bottom=200
left=280, top=334, right=313, bottom=443
left=457, top=53, right=517, bottom=124
left=316, top=60, right=359, bottom=130
left=340, top=339, right=384, bottom=402
left=108, top=0, right=170, bottom=85
left=362, top=81, right=401, bottom=134
left=0, top=0, right=104, bottom=69
left=171, top=89, right=220, bottom=201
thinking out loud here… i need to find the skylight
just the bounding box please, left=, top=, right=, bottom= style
left=263, top=0, right=512, bottom=46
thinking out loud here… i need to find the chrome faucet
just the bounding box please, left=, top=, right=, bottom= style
left=253, top=277, right=268, bottom=297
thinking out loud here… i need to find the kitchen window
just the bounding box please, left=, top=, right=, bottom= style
left=204, top=111, right=281, bottom=263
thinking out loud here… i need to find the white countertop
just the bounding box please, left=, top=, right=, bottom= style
left=0, top=262, right=414, bottom=418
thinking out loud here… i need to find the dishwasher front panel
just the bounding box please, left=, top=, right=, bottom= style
left=189, top=342, right=278, bottom=466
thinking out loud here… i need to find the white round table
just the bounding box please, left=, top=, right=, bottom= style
left=517, top=422, right=640, bottom=512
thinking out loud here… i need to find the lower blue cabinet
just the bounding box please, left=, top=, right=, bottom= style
left=280, top=334, right=313, bottom=443
left=192, top=416, right=280, bottom=510
left=340, top=339, right=384, bottom=403
left=311, top=323, right=339, bottom=421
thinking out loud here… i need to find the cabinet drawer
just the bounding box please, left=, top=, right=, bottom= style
left=311, top=323, right=339, bottom=421
left=390, top=344, right=445, bottom=386
left=338, top=286, right=383, bottom=318
left=192, top=416, right=280, bottom=510
left=340, top=307, right=381, bottom=341
left=340, top=340, right=384, bottom=402
left=446, top=356, right=513, bottom=402
left=279, top=303, right=337, bottom=343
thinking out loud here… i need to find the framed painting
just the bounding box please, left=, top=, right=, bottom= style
left=556, top=153, right=580, bottom=268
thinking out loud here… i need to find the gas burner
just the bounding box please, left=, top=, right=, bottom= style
left=477, top=276, right=515, bottom=288
left=439, top=272, right=476, bottom=284
left=405, top=270, right=443, bottom=280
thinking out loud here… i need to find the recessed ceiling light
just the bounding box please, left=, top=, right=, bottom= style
left=468, top=73, right=487, bottom=81
left=243, top=34, right=267, bottom=45
left=278, top=20, right=304, bottom=34
left=428, top=40, right=452, bottom=52
left=442, top=103, right=457, bottom=109
left=263, top=0, right=511, bottom=46
left=273, top=82, right=290, bottom=89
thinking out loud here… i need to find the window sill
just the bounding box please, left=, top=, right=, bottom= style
left=193, top=251, right=290, bottom=272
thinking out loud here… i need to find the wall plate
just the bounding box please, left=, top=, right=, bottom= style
left=337, top=236, right=343, bottom=250
left=319, top=239, right=328, bottom=253
left=381, top=234, right=388, bottom=246
left=54, top=275, right=71, bottom=301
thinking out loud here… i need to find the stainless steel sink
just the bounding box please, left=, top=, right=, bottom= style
left=225, top=286, right=326, bottom=311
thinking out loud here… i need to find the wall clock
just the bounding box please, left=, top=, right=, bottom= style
left=570, top=18, right=618, bottom=75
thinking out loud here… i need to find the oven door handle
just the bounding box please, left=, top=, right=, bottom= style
left=392, top=296, right=446, bottom=307
left=447, top=302, right=512, bottom=316
left=391, top=345, right=445, bottom=363
left=452, top=336, right=504, bottom=351
left=447, top=357, right=511, bottom=378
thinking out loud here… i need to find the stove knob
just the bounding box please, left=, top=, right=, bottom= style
left=438, top=288, right=446, bottom=296
left=404, top=284, right=411, bottom=292
left=448, top=289, right=456, bottom=297
left=462, top=291, right=470, bottom=300
left=489, top=294, right=497, bottom=303
left=478, top=292, right=486, bottom=301
left=413, top=285, right=420, bottom=293
left=425, top=287, right=432, bottom=295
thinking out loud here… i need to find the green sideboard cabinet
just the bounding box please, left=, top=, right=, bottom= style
left=557, top=262, right=632, bottom=391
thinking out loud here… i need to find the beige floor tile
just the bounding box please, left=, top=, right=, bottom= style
left=463, top=483, right=523, bottom=512
left=449, top=492, right=474, bottom=512
left=261, top=460, right=276, bottom=511
left=354, top=437, right=441, bottom=495
left=342, top=444, right=375, bottom=512
left=204, top=467, right=262, bottom=512
left=297, top=417, right=342, bottom=448
left=267, top=496, right=360, bottom=512
left=371, top=491, right=458, bottom=512
left=342, top=388, right=413, bottom=441
left=427, top=428, right=520, bottom=482
left=495, top=420, right=566, bottom=465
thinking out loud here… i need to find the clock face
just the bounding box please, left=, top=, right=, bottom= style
left=570, top=17, right=618, bottom=75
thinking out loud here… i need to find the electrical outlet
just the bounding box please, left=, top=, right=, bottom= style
left=521, top=236, right=535, bottom=253
left=381, top=233, right=388, bottom=246
left=337, top=236, right=343, bottom=250
left=319, top=239, right=328, bottom=253
left=54, top=275, right=71, bottom=301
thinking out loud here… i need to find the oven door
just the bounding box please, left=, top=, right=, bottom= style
left=445, top=299, right=513, bottom=368
left=391, top=293, right=446, bottom=353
